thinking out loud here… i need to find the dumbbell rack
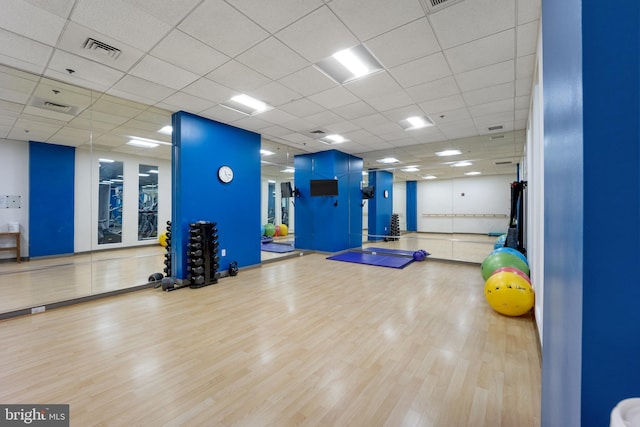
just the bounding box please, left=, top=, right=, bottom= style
left=163, top=221, right=172, bottom=277
left=186, top=221, right=219, bottom=288
left=388, top=213, right=400, bottom=241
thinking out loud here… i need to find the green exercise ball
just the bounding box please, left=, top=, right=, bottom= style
left=264, top=223, right=276, bottom=237
left=481, top=252, right=530, bottom=281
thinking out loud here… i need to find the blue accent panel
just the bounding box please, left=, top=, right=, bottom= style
left=406, top=181, right=417, bottom=232
left=581, top=2, right=640, bottom=426
left=29, top=141, right=75, bottom=257
left=541, top=0, right=584, bottom=425
left=294, top=150, right=362, bottom=252
left=367, top=170, right=393, bottom=241
left=171, top=112, right=261, bottom=279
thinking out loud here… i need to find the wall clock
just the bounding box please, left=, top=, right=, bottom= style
left=218, top=165, right=234, bottom=183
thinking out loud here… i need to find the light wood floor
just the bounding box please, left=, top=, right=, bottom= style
left=0, top=254, right=540, bottom=426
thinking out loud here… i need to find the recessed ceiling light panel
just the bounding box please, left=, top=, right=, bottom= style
left=401, top=115, right=434, bottom=131
left=315, top=44, right=384, bottom=84
left=464, top=171, right=481, bottom=176
left=127, top=139, right=158, bottom=148
left=451, top=161, right=472, bottom=167
left=435, top=149, right=461, bottom=157
left=376, top=157, right=400, bottom=164
left=158, top=125, right=172, bottom=135
left=222, top=94, right=272, bottom=115
left=260, top=149, right=274, bottom=156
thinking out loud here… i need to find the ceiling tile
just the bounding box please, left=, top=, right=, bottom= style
left=390, top=53, right=451, bottom=88
left=429, top=0, right=515, bottom=49
left=430, top=107, right=471, bottom=124
left=206, top=60, right=271, bottom=92
left=468, top=99, right=514, bottom=118
left=516, top=54, right=536, bottom=80
left=127, top=0, right=202, bottom=26
left=308, top=86, right=360, bottom=109
left=332, top=101, right=377, bottom=120
left=151, top=30, right=230, bottom=76
left=237, top=37, right=309, bottom=81
left=91, top=98, right=144, bottom=119
left=418, top=94, right=466, bottom=115
left=261, top=125, right=293, bottom=138
left=47, top=126, right=95, bottom=146
left=342, top=129, right=386, bottom=145
left=382, top=104, right=429, bottom=122
left=324, top=121, right=360, bottom=134
left=473, top=111, right=514, bottom=131
left=365, top=90, right=414, bottom=112
left=413, top=128, right=447, bottom=144
left=181, top=78, right=235, bottom=104
left=281, top=132, right=312, bottom=143
left=130, top=55, right=199, bottom=90
left=406, top=76, right=460, bottom=104
left=0, top=29, right=53, bottom=75
left=518, top=0, right=541, bottom=24
left=0, top=0, right=66, bottom=45
left=23, top=0, right=75, bottom=18
left=517, top=21, right=539, bottom=57
left=71, top=0, right=172, bottom=51
left=462, top=82, right=514, bottom=106
left=328, top=0, right=424, bottom=41
left=345, top=72, right=402, bottom=99
left=108, top=75, right=175, bottom=104
left=158, top=92, right=215, bottom=114
left=280, top=118, right=317, bottom=132
left=178, top=0, right=269, bottom=57
left=366, top=18, right=439, bottom=68
left=304, top=110, right=344, bottom=127
left=455, top=60, right=514, bottom=92
left=57, top=22, right=145, bottom=73
left=278, top=66, right=335, bottom=97
left=251, top=82, right=301, bottom=107
left=233, top=116, right=272, bottom=132
left=278, top=98, right=325, bottom=117
left=515, top=95, right=530, bottom=110
left=258, top=108, right=298, bottom=125
left=0, top=71, right=38, bottom=102
left=228, top=0, right=323, bottom=33
left=515, top=78, right=531, bottom=97
left=275, top=6, right=359, bottom=63
left=200, top=105, right=248, bottom=123
left=445, top=29, right=515, bottom=74
left=44, top=50, right=125, bottom=93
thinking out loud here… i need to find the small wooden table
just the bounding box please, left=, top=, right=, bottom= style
left=0, top=232, right=20, bottom=263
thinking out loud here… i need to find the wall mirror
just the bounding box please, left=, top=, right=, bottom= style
left=138, top=164, right=158, bottom=241
left=98, top=159, right=124, bottom=244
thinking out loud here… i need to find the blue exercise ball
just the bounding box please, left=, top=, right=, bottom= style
left=260, top=225, right=265, bottom=236
left=493, top=233, right=507, bottom=249
left=491, top=247, right=528, bottom=266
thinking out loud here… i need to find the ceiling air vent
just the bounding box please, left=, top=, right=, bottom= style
left=83, top=38, right=121, bottom=59
left=310, top=130, right=325, bottom=135
left=489, top=135, right=505, bottom=140
left=420, top=0, right=464, bottom=14
left=488, top=125, right=504, bottom=131
left=495, top=161, right=513, bottom=165
left=43, top=101, right=72, bottom=113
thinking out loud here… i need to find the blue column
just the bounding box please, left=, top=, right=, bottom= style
left=367, top=170, right=393, bottom=241
left=406, top=181, right=417, bottom=232
left=29, top=141, right=75, bottom=257
left=541, top=0, right=640, bottom=425
left=171, top=111, right=261, bottom=279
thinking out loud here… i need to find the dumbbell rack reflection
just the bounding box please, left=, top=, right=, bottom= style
left=163, top=221, right=172, bottom=278
left=187, top=221, right=219, bottom=288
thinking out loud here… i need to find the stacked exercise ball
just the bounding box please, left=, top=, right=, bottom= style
left=481, top=247, right=534, bottom=316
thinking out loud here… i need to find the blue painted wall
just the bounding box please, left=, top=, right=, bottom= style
left=29, top=141, right=75, bottom=257
left=294, top=150, right=362, bottom=252
left=171, top=111, right=261, bottom=279
left=541, top=0, right=640, bottom=425
left=406, top=181, right=417, bottom=232
left=367, top=170, right=393, bottom=241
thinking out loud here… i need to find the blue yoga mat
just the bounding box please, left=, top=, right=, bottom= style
left=327, top=251, right=414, bottom=269
left=261, top=242, right=295, bottom=253
left=363, top=247, right=427, bottom=257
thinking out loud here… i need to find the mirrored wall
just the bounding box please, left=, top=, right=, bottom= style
left=138, top=164, right=158, bottom=241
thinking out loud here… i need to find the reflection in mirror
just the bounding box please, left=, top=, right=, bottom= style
left=267, top=181, right=276, bottom=224
left=98, top=159, right=124, bottom=244
left=138, top=165, right=158, bottom=240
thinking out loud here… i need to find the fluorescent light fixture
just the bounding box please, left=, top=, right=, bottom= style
left=435, top=149, right=462, bottom=157
left=281, top=168, right=295, bottom=173
left=362, top=171, right=368, bottom=176
left=138, top=173, right=150, bottom=177
left=100, top=180, right=112, bottom=184
left=465, top=171, right=482, bottom=176
left=401, top=167, right=420, bottom=172
left=451, top=161, right=472, bottom=167
left=314, top=44, right=384, bottom=84
left=99, top=158, right=114, bottom=163
left=268, top=180, right=276, bottom=183
left=111, top=178, right=123, bottom=182
left=158, top=125, right=172, bottom=135
left=127, top=139, right=159, bottom=148
left=260, top=149, right=274, bottom=156
left=223, top=94, right=272, bottom=115
left=402, top=116, right=434, bottom=131
left=147, top=170, right=159, bottom=174
left=376, top=157, right=399, bottom=164
left=321, top=134, right=348, bottom=144
left=333, top=49, right=368, bottom=78
left=423, top=175, right=437, bottom=180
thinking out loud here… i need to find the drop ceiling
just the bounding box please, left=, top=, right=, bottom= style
left=0, top=0, right=539, bottom=181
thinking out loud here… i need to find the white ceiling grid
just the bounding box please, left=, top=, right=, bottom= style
left=0, top=0, right=540, bottom=180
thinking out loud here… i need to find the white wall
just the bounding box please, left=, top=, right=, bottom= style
left=417, top=175, right=514, bottom=234
left=392, top=182, right=407, bottom=231
left=0, top=138, right=30, bottom=259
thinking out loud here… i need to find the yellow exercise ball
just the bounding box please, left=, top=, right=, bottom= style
left=159, top=231, right=167, bottom=247
left=279, top=223, right=288, bottom=236
left=484, top=271, right=534, bottom=316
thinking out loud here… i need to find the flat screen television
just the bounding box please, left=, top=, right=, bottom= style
left=310, top=179, right=338, bottom=196
left=280, top=181, right=294, bottom=198
left=362, top=186, right=374, bottom=199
